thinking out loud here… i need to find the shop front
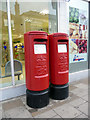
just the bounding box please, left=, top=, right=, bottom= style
left=0, top=0, right=89, bottom=101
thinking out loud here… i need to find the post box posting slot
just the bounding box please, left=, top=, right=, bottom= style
left=58, top=44, right=67, bottom=53
left=34, top=39, right=47, bottom=54
left=58, top=40, right=68, bottom=53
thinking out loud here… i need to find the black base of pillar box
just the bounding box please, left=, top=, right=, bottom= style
left=26, top=88, right=49, bottom=108
left=50, top=83, right=69, bottom=100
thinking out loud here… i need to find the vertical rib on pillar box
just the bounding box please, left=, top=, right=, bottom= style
left=49, top=33, right=69, bottom=100
left=24, top=31, right=49, bottom=108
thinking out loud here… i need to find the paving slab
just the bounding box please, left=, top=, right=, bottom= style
left=81, top=78, right=88, bottom=85
left=76, top=113, right=88, bottom=118
left=71, top=88, right=88, bottom=97
left=47, top=115, right=63, bottom=120
left=0, top=102, right=2, bottom=109
left=53, top=115, right=62, bottom=118
left=77, top=102, right=88, bottom=116
left=69, top=85, right=77, bottom=91
left=4, top=106, right=33, bottom=118
left=81, top=94, right=88, bottom=101
left=69, top=98, right=86, bottom=107
left=53, top=103, right=82, bottom=118
left=24, top=92, right=79, bottom=117
left=50, top=92, right=79, bottom=110
left=20, top=95, right=26, bottom=105
left=0, top=110, right=2, bottom=119
left=30, top=103, right=52, bottom=117
left=2, top=98, right=24, bottom=111
left=34, top=110, right=57, bottom=118
left=74, top=83, right=88, bottom=90
left=1, top=78, right=89, bottom=119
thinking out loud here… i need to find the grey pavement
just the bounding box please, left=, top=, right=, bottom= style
left=1, top=78, right=88, bottom=119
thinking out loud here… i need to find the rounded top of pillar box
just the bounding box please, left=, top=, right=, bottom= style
left=24, top=31, right=48, bottom=36
left=49, top=33, right=69, bottom=40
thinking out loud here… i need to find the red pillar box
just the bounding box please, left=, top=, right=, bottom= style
left=49, top=33, right=69, bottom=100
left=24, top=31, right=49, bottom=108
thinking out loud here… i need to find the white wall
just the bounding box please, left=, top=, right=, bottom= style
left=58, top=0, right=69, bottom=34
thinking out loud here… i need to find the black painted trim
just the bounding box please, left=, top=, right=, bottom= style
left=50, top=83, right=69, bottom=100
left=26, top=88, right=49, bottom=108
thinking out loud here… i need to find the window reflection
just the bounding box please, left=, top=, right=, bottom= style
left=10, top=0, right=57, bottom=84
left=1, top=1, right=12, bottom=88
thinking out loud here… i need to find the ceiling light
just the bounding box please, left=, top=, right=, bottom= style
left=25, top=18, right=32, bottom=22
left=19, top=35, right=23, bottom=38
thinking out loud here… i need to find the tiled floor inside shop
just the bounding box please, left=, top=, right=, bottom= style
left=1, top=78, right=88, bottom=119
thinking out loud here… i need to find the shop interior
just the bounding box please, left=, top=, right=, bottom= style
left=1, top=1, right=57, bottom=87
